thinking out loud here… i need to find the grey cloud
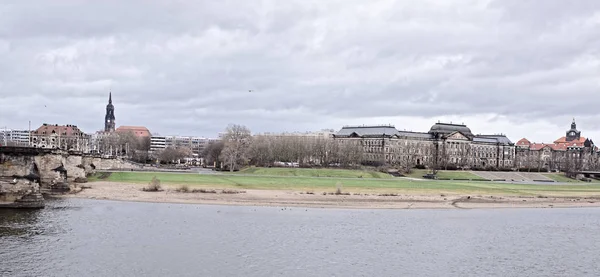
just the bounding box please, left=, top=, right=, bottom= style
left=1, top=0, right=599, bottom=140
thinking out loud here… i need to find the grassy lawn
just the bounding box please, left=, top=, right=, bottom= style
left=543, top=173, right=600, bottom=183
left=89, top=171, right=600, bottom=197
left=544, top=173, right=579, bottom=183
left=405, top=169, right=486, bottom=180
left=237, top=167, right=392, bottom=179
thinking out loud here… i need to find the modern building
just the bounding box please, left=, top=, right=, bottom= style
left=150, top=136, right=167, bottom=153
left=150, top=135, right=218, bottom=155
left=333, top=122, right=515, bottom=169
left=258, top=129, right=335, bottom=139
left=515, top=120, right=598, bottom=171
left=0, top=129, right=31, bottom=146
left=31, top=123, right=90, bottom=152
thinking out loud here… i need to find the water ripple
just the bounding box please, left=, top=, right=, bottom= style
left=1, top=199, right=600, bottom=276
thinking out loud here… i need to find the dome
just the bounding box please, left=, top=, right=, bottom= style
left=428, top=123, right=474, bottom=137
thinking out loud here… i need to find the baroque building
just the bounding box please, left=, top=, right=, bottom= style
left=333, top=122, right=515, bottom=169
left=31, top=123, right=90, bottom=152
left=104, top=92, right=116, bottom=132
left=515, top=120, right=598, bottom=172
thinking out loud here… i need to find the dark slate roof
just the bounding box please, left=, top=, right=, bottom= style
left=476, top=135, right=513, bottom=145
left=472, top=137, right=498, bottom=144
left=397, top=131, right=432, bottom=139
left=428, top=123, right=474, bottom=137
left=335, top=126, right=398, bottom=137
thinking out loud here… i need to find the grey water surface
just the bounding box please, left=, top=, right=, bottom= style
left=1, top=198, right=600, bottom=277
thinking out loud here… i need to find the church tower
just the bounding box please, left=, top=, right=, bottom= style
left=104, top=92, right=116, bottom=132
left=565, top=118, right=581, bottom=142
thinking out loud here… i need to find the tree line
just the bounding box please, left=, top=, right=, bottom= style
left=96, top=131, right=151, bottom=162
left=101, top=125, right=600, bottom=175
left=202, top=124, right=364, bottom=171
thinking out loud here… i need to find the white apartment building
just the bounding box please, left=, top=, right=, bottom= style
left=150, top=136, right=167, bottom=153
left=0, top=128, right=31, bottom=146
left=150, top=135, right=219, bottom=155
left=257, top=129, right=335, bottom=139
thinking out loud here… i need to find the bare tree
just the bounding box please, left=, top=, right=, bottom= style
left=220, top=124, right=252, bottom=172
left=158, top=147, right=187, bottom=164
left=398, top=152, right=414, bottom=174
left=439, top=141, right=450, bottom=170
left=247, top=135, right=273, bottom=166
left=564, top=151, right=575, bottom=177
left=337, top=140, right=363, bottom=168
left=426, top=143, right=438, bottom=174
left=202, top=141, right=224, bottom=167
left=536, top=151, right=544, bottom=172
left=98, top=132, right=120, bottom=156
left=312, top=137, right=331, bottom=166
left=457, top=143, right=470, bottom=169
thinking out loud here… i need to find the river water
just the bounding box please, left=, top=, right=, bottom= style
left=1, top=199, right=600, bottom=277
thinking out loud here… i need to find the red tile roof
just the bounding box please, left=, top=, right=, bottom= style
left=33, top=124, right=85, bottom=137
left=524, top=141, right=588, bottom=151
left=529, top=143, right=553, bottom=151
left=554, top=136, right=586, bottom=144
left=116, top=126, right=151, bottom=137
left=552, top=144, right=568, bottom=151
left=517, top=138, right=531, bottom=145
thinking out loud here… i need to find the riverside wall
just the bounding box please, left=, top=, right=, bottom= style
left=0, top=147, right=139, bottom=208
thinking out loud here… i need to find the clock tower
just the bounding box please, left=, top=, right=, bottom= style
left=565, top=118, right=580, bottom=142
left=104, top=92, right=116, bottom=132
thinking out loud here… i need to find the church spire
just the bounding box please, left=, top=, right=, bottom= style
left=105, top=91, right=116, bottom=132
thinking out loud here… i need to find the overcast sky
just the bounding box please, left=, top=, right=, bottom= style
left=1, top=0, right=599, bottom=142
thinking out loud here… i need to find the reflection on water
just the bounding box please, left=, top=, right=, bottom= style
left=0, top=198, right=73, bottom=238
left=2, top=199, right=600, bottom=277
left=0, top=204, right=47, bottom=238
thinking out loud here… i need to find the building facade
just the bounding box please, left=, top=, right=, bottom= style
left=515, top=120, right=599, bottom=172
left=150, top=135, right=219, bottom=155
left=0, top=129, right=31, bottom=146
left=333, top=123, right=515, bottom=169
left=31, top=124, right=91, bottom=152
left=150, top=136, right=167, bottom=153
left=258, top=129, right=335, bottom=139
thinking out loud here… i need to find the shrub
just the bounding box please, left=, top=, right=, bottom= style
left=335, top=181, right=343, bottom=195
left=445, top=164, right=458, bottom=171
left=175, top=185, right=190, bottom=193
left=329, top=191, right=350, bottom=196
left=335, top=187, right=342, bottom=195
left=221, top=189, right=246, bottom=194
left=191, top=188, right=217, bottom=193
left=142, top=176, right=162, bottom=192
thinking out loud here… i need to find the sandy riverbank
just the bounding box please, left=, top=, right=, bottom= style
left=62, top=182, right=600, bottom=209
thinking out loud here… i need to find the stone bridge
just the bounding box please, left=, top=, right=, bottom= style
left=0, top=146, right=140, bottom=208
